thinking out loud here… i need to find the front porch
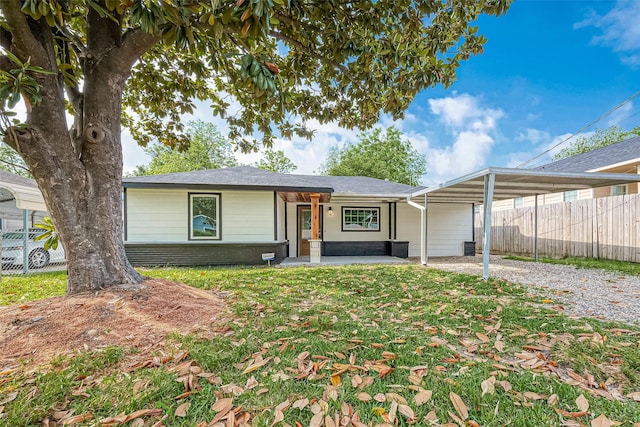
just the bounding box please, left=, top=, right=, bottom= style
left=277, top=255, right=411, bottom=267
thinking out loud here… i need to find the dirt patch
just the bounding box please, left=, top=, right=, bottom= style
left=0, top=279, right=230, bottom=369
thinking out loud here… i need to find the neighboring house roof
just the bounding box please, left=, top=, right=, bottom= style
left=0, top=170, right=38, bottom=188
left=534, top=136, right=640, bottom=173
left=123, top=166, right=419, bottom=197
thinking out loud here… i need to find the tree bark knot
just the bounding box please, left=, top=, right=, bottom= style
left=84, top=124, right=107, bottom=144
left=3, top=126, right=33, bottom=152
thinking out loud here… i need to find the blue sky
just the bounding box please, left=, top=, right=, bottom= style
left=123, top=0, right=640, bottom=186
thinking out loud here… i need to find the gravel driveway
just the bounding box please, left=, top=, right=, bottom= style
left=427, top=255, right=640, bottom=325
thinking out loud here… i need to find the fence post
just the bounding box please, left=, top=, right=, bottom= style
left=22, top=209, right=28, bottom=274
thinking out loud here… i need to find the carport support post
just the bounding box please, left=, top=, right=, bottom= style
left=421, top=194, right=428, bottom=265
left=534, top=194, right=539, bottom=262
left=22, top=209, right=28, bottom=274
left=482, top=174, right=495, bottom=280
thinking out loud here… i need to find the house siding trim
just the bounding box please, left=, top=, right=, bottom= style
left=125, top=241, right=288, bottom=266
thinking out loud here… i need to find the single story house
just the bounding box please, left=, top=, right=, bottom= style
left=122, top=166, right=474, bottom=265
left=122, top=165, right=640, bottom=276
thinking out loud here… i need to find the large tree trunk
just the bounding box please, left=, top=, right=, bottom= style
left=1, top=4, right=157, bottom=293
left=7, top=58, right=143, bottom=293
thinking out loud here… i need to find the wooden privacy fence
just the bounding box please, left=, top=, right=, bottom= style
left=474, top=193, right=640, bottom=262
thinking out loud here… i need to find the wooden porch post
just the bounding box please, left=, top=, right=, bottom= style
left=309, top=193, right=322, bottom=263
left=310, top=194, right=320, bottom=240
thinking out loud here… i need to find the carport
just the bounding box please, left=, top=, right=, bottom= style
left=0, top=171, right=49, bottom=273
left=408, top=167, right=640, bottom=279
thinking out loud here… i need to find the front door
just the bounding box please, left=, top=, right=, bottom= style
left=298, top=206, right=312, bottom=256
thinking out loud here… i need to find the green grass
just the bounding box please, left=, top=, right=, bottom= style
left=0, top=270, right=66, bottom=305
left=1, top=265, right=639, bottom=426
left=503, top=256, right=640, bottom=276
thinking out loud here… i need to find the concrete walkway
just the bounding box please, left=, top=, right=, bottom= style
left=278, top=256, right=410, bottom=267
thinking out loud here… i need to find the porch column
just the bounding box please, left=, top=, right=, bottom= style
left=309, top=193, right=321, bottom=263
left=482, top=174, right=495, bottom=280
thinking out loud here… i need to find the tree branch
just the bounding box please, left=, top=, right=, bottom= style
left=0, top=157, right=31, bottom=174
left=273, top=12, right=322, bottom=35
left=0, top=0, right=48, bottom=67
left=269, top=30, right=357, bottom=84
left=112, top=28, right=162, bottom=74
left=0, top=26, right=11, bottom=49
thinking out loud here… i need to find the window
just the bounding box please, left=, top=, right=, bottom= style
left=563, top=190, right=578, bottom=202
left=612, top=185, right=627, bottom=196
left=513, top=197, right=524, bottom=208
left=342, top=207, right=380, bottom=231
left=189, top=193, right=220, bottom=240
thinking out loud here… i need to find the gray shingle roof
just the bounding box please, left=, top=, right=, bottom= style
left=123, top=166, right=419, bottom=195
left=534, top=136, right=640, bottom=173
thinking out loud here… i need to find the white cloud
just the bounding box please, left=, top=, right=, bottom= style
left=412, top=93, right=504, bottom=186
left=575, top=0, right=640, bottom=67
left=515, top=128, right=550, bottom=145
left=428, top=93, right=504, bottom=129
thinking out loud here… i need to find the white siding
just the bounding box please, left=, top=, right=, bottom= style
left=395, top=202, right=421, bottom=256
left=222, top=191, right=274, bottom=242
left=426, top=204, right=473, bottom=256
left=276, top=194, right=286, bottom=241
left=127, top=189, right=187, bottom=242
left=126, top=188, right=275, bottom=243
left=397, top=202, right=473, bottom=257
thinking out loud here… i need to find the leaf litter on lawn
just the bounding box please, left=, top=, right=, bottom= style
left=2, top=265, right=640, bottom=426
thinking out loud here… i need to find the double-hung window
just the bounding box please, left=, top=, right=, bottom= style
left=189, top=193, right=220, bottom=240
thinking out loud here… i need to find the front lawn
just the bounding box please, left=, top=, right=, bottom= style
left=1, top=265, right=639, bottom=426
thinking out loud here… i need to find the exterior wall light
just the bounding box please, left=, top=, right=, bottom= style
left=327, top=206, right=334, bottom=217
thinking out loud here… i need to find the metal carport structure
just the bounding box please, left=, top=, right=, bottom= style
left=0, top=171, right=49, bottom=273
left=408, top=167, right=640, bottom=279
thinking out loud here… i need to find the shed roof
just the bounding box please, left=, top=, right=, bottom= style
left=534, top=136, right=640, bottom=173
left=411, top=167, right=640, bottom=204
left=0, top=170, right=47, bottom=211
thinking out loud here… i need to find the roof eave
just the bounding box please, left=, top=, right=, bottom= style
left=122, top=182, right=334, bottom=194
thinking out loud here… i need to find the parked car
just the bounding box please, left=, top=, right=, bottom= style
left=1, top=229, right=65, bottom=269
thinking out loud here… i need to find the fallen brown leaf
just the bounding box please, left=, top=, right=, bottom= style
left=356, top=392, right=371, bottom=402
left=292, top=398, right=309, bottom=410
left=576, top=394, right=589, bottom=412
left=175, top=402, right=190, bottom=418
left=481, top=377, right=495, bottom=396
left=415, top=390, right=432, bottom=405
left=398, top=404, right=415, bottom=420
left=591, top=414, right=612, bottom=427
left=61, top=413, right=93, bottom=425
left=554, top=408, right=589, bottom=418
left=450, top=391, right=468, bottom=420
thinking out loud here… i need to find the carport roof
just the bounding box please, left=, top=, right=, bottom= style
left=410, top=167, right=640, bottom=204
left=0, top=170, right=47, bottom=211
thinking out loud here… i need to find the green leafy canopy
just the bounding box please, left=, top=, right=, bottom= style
left=2, top=0, right=512, bottom=151
left=554, top=125, right=640, bottom=160
left=131, top=120, right=238, bottom=176
left=321, top=126, right=427, bottom=185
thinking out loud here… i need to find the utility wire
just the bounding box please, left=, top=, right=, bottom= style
left=516, top=89, right=640, bottom=169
